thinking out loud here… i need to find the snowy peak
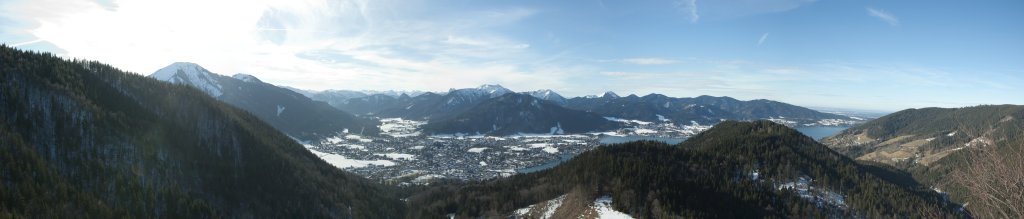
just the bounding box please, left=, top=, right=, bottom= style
left=475, top=84, right=513, bottom=97
left=523, top=89, right=567, bottom=105
left=445, top=84, right=514, bottom=105
left=601, top=91, right=620, bottom=98
left=232, top=73, right=262, bottom=83
left=149, top=62, right=225, bottom=97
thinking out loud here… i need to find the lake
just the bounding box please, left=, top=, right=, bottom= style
left=795, top=126, right=850, bottom=141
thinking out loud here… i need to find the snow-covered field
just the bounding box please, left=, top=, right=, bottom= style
left=379, top=118, right=426, bottom=137
left=308, top=149, right=395, bottom=169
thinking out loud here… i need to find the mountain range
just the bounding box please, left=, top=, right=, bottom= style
left=152, top=64, right=858, bottom=137
left=149, top=62, right=380, bottom=140
left=302, top=84, right=858, bottom=134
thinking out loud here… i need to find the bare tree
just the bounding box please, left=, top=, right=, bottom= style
left=952, top=142, right=1024, bottom=219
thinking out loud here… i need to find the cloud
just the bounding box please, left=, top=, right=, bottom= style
left=866, top=7, right=899, bottom=26
left=623, top=58, right=678, bottom=65
left=0, top=0, right=577, bottom=92
left=757, top=32, right=769, bottom=46
left=674, top=0, right=699, bottom=23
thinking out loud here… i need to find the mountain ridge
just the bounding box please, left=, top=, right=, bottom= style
left=149, top=62, right=380, bottom=140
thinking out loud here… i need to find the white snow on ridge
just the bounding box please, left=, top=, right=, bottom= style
left=150, top=62, right=225, bottom=97
left=276, top=105, right=285, bottom=116
left=232, top=73, right=260, bottom=83
left=468, top=147, right=489, bottom=153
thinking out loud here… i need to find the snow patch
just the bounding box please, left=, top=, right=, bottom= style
left=276, top=105, right=285, bottom=116
left=468, top=147, right=489, bottom=153
left=512, top=195, right=565, bottom=219
left=592, top=195, right=633, bottom=219
left=309, top=149, right=395, bottom=169
left=549, top=122, right=565, bottom=135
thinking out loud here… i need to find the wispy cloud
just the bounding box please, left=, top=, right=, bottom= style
left=674, top=0, right=699, bottom=23
left=623, top=58, right=678, bottom=65
left=757, top=32, right=769, bottom=46
left=866, top=7, right=899, bottom=26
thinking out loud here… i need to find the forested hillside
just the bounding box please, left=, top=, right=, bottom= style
left=408, top=121, right=961, bottom=218
left=823, top=105, right=1024, bottom=218
left=0, top=45, right=404, bottom=218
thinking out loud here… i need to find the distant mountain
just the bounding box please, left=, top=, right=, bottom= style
left=522, top=89, right=567, bottom=105
left=408, top=121, right=960, bottom=218
left=0, top=46, right=403, bottom=217
left=566, top=94, right=853, bottom=126
left=421, top=93, right=620, bottom=135
left=149, top=62, right=379, bottom=140
left=306, top=89, right=427, bottom=111
left=327, top=85, right=853, bottom=132
left=337, top=84, right=514, bottom=120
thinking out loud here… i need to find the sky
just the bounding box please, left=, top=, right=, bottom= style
left=1, top=0, right=1022, bottom=111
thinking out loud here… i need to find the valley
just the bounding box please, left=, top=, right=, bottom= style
left=303, top=116, right=860, bottom=185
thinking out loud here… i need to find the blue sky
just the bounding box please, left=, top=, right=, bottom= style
left=1, top=0, right=1022, bottom=111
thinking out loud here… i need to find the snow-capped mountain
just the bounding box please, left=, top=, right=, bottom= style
left=444, top=84, right=513, bottom=106
left=151, top=62, right=227, bottom=97
left=522, top=89, right=568, bottom=105
left=149, top=62, right=380, bottom=140
left=601, top=91, right=620, bottom=99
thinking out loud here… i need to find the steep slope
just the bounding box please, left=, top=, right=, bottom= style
left=407, top=121, right=960, bottom=218
left=150, top=63, right=379, bottom=140
left=421, top=93, right=620, bottom=135
left=821, top=105, right=1024, bottom=215
left=0, top=46, right=403, bottom=217
left=566, top=94, right=854, bottom=126
left=822, top=105, right=1023, bottom=166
